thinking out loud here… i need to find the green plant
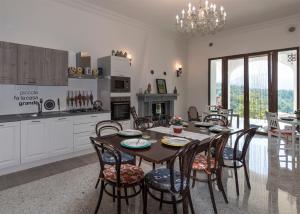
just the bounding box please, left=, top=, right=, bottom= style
left=294, top=110, right=300, bottom=114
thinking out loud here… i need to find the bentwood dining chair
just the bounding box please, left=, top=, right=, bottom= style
left=222, top=128, right=257, bottom=196
left=94, top=120, right=135, bottom=189
left=218, top=108, right=233, bottom=126
left=191, top=133, right=230, bottom=214
left=90, top=137, right=145, bottom=214
left=187, top=106, right=202, bottom=122
left=203, top=114, right=229, bottom=127
left=130, top=106, right=154, bottom=130
left=143, top=141, right=201, bottom=214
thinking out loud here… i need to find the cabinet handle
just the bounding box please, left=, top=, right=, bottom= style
left=0, top=124, right=4, bottom=127
left=58, top=118, right=67, bottom=120
left=31, top=120, right=41, bottom=123
left=90, top=115, right=98, bottom=118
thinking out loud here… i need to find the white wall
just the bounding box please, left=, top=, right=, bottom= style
left=0, top=0, right=187, bottom=116
left=187, top=14, right=300, bottom=111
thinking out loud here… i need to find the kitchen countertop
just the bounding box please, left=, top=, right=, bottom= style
left=0, top=110, right=111, bottom=123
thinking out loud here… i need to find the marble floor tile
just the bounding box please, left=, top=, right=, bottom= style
left=0, top=135, right=299, bottom=214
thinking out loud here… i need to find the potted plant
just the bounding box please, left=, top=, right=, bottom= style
left=170, top=116, right=184, bottom=134
left=295, top=110, right=300, bottom=120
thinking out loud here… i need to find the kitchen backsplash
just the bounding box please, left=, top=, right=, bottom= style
left=0, top=79, right=98, bottom=115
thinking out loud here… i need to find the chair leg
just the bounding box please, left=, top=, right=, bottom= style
left=187, top=189, right=195, bottom=214
left=171, top=195, right=178, bottom=214
left=233, top=163, right=240, bottom=196
left=117, top=188, right=121, bottom=214
left=243, top=161, right=251, bottom=189
left=95, top=180, right=104, bottom=214
left=124, top=188, right=129, bottom=205
left=192, top=170, right=197, bottom=188
left=207, top=175, right=217, bottom=214
left=113, top=186, right=116, bottom=202
left=143, top=184, right=148, bottom=214
left=159, top=192, right=164, bottom=210
left=138, top=157, right=143, bottom=167
left=216, top=170, right=228, bottom=203
left=95, top=177, right=100, bottom=189
left=152, top=163, right=156, bottom=170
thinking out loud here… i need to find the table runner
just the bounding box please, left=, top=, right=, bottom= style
left=148, top=126, right=211, bottom=141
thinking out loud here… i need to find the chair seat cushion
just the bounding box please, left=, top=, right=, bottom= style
left=223, top=147, right=243, bottom=160
left=192, top=154, right=216, bottom=174
left=145, top=168, right=186, bottom=192
left=270, top=129, right=293, bottom=135
left=102, top=152, right=134, bottom=164
left=103, top=164, right=144, bottom=184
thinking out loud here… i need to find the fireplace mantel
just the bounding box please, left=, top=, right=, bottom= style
left=136, top=93, right=178, bottom=117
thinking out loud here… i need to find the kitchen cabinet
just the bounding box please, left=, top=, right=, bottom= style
left=73, top=113, right=110, bottom=151
left=98, top=56, right=130, bottom=77
left=0, top=42, right=18, bottom=84
left=42, top=48, right=68, bottom=86
left=47, top=117, right=73, bottom=157
left=17, top=44, right=68, bottom=86
left=17, top=44, right=44, bottom=85
left=21, top=119, right=48, bottom=164
left=0, top=122, right=20, bottom=170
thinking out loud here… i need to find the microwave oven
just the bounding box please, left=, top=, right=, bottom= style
left=111, top=76, right=130, bottom=93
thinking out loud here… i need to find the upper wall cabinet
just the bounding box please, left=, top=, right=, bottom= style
left=17, top=44, right=68, bottom=86
left=0, top=42, right=18, bottom=84
left=17, top=44, right=44, bottom=85
left=0, top=41, right=68, bottom=86
left=42, top=48, right=68, bottom=86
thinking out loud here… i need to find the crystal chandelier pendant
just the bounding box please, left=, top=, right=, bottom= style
left=175, top=0, right=227, bottom=35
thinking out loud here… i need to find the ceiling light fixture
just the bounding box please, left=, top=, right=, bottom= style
left=175, top=0, right=227, bottom=35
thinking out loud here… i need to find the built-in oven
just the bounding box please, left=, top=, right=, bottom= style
left=111, top=96, right=130, bottom=121
left=111, top=76, right=131, bottom=93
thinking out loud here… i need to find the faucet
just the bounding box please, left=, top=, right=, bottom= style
left=36, top=98, right=43, bottom=114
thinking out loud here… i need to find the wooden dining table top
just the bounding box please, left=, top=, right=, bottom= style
left=93, top=122, right=243, bottom=164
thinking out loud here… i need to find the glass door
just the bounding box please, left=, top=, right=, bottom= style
left=248, top=54, right=269, bottom=128
left=227, top=58, right=245, bottom=128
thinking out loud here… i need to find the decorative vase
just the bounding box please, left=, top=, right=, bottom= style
left=173, top=125, right=183, bottom=134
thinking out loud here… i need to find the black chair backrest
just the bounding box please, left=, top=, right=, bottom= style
left=130, top=106, right=139, bottom=121
left=90, top=137, right=122, bottom=186
left=203, top=114, right=229, bottom=127
left=95, top=120, right=123, bottom=137
left=167, top=140, right=202, bottom=194
left=234, top=128, right=257, bottom=161
left=187, top=106, right=199, bottom=121
left=209, top=132, right=230, bottom=170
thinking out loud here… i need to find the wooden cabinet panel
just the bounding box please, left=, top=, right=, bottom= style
left=17, top=44, right=44, bottom=85
left=42, top=49, right=68, bottom=86
left=0, top=122, right=20, bottom=170
left=0, top=42, right=18, bottom=84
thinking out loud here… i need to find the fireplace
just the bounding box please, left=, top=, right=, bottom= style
left=136, top=93, right=177, bottom=119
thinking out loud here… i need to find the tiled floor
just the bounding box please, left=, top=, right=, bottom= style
left=0, top=135, right=299, bottom=214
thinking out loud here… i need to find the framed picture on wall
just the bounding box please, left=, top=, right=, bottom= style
left=156, top=79, right=167, bottom=94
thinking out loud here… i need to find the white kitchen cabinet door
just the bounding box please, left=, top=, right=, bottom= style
left=74, top=132, right=94, bottom=152
left=21, top=120, right=48, bottom=163
left=111, top=56, right=130, bottom=77
left=0, top=122, right=20, bottom=169
left=48, top=117, right=73, bottom=157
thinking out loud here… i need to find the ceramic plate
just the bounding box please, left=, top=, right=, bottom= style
left=194, top=122, right=214, bottom=127
left=120, top=138, right=151, bottom=149
left=118, top=129, right=143, bottom=137
left=209, top=125, right=231, bottom=133
left=161, top=137, right=190, bottom=147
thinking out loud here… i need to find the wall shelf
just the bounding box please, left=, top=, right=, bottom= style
left=68, top=74, right=101, bottom=80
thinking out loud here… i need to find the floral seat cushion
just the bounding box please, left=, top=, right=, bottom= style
left=102, top=152, right=134, bottom=164
left=103, top=164, right=144, bottom=184
left=223, top=147, right=243, bottom=160
left=144, top=168, right=186, bottom=192
left=192, top=154, right=216, bottom=174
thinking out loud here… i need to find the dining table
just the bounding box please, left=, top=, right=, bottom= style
left=93, top=122, right=243, bottom=214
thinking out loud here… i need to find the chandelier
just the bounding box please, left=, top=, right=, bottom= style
left=175, top=0, right=227, bottom=35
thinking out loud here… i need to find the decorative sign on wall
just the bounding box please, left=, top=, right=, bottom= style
left=14, top=87, right=40, bottom=107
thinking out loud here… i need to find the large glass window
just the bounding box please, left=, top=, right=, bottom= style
left=209, top=59, right=222, bottom=106
left=277, top=50, right=298, bottom=114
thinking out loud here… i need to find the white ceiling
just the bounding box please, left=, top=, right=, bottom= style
left=83, top=0, right=300, bottom=32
